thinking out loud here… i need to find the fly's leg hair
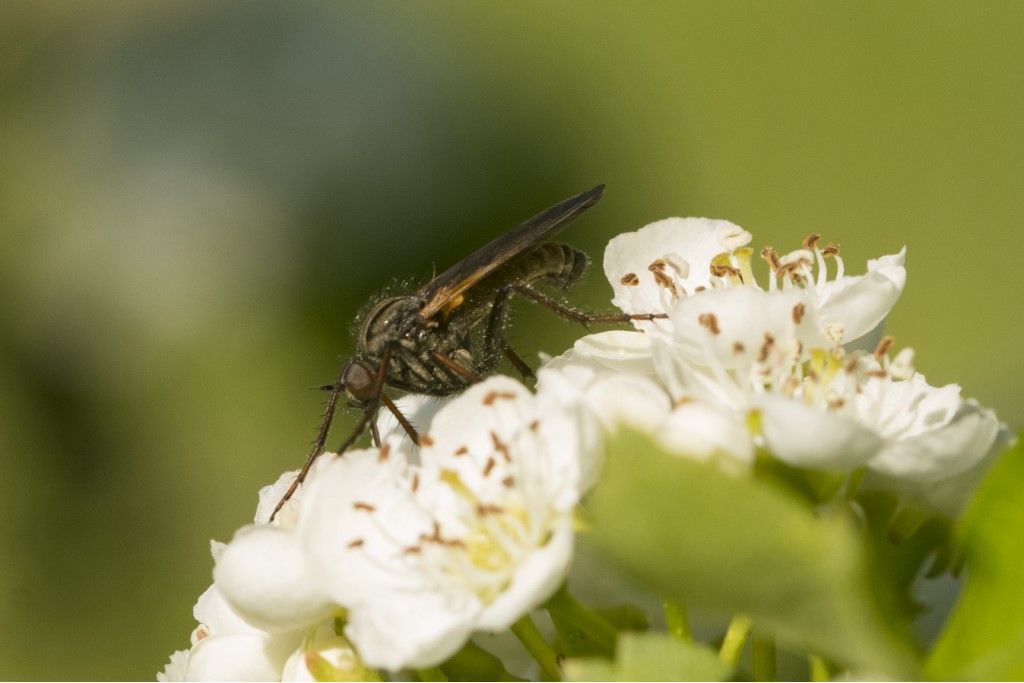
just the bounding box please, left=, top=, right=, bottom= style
left=512, top=283, right=668, bottom=325
left=379, top=392, right=422, bottom=445
left=271, top=346, right=392, bottom=521
left=504, top=344, right=535, bottom=380
left=478, top=286, right=542, bottom=381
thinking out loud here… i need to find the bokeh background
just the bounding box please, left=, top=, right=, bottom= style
left=1, top=1, right=1022, bottom=678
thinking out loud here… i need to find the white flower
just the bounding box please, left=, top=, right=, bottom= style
left=157, top=574, right=306, bottom=681
left=602, top=216, right=906, bottom=346
left=215, top=376, right=585, bottom=671
left=604, top=217, right=752, bottom=334
left=752, top=346, right=1006, bottom=483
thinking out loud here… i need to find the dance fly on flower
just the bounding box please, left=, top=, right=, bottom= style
left=271, top=184, right=667, bottom=518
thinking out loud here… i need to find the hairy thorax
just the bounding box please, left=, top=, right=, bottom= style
left=355, top=295, right=473, bottom=395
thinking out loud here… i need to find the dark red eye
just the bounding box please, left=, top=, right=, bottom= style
left=342, top=360, right=377, bottom=403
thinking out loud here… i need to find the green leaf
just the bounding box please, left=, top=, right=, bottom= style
left=438, top=641, right=524, bottom=682
left=926, top=438, right=1024, bottom=679
left=565, top=632, right=731, bottom=682
left=586, top=430, right=918, bottom=677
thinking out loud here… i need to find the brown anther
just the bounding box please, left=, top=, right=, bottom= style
left=868, top=369, right=888, bottom=379
left=874, top=336, right=895, bottom=359
left=483, top=457, right=496, bottom=476
left=845, top=357, right=859, bottom=374
left=710, top=263, right=742, bottom=280
left=476, top=503, right=504, bottom=516
left=491, top=432, right=512, bottom=462
left=803, top=233, right=821, bottom=250
left=411, top=472, right=420, bottom=492
left=760, top=246, right=781, bottom=271
left=418, top=433, right=434, bottom=447
left=454, top=445, right=469, bottom=456
left=403, top=546, right=422, bottom=555
left=695, top=285, right=707, bottom=293
left=501, top=476, right=515, bottom=488
left=620, top=272, right=640, bottom=286
left=378, top=442, right=391, bottom=462
left=528, top=419, right=540, bottom=432
left=821, top=242, right=840, bottom=257
left=347, top=538, right=365, bottom=549
left=698, top=312, right=721, bottom=335
left=652, top=269, right=680, bottom=297
left=792, top=303, right=806, bottom=325
left=353, top=501, right=376, bottom=512
left=758, top=333, right=776, bottom=363
left=194, top=626, right=210, bottom=642
left=648, top=258, right=667, bottom=272
left=483, top=390, right=517, bottom=406
left=733, top=341, right=746, bottom=354
left=828, top=398, right=846, bottom=410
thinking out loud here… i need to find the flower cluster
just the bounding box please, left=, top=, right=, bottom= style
left=161, top=215, right=1007, bottom=681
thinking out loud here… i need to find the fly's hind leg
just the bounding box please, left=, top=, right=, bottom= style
left=512, top=283, right=668, bottom=325
left=479, top=286, right=536, bottom=381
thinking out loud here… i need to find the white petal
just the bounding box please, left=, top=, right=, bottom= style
left=300, top=448, right=429, bottom=605
left=376, top=393, right=447, bottom=450
left=868, top=398, right=1004, bottom=482
left=815, top=247, right=906, bottom=343
left=758, top=394, right=883, bottom=470
left=585, top=373, right=672, bottom=433
left=658, top=401, right=754, bottom=465
left=668, top=287, right=827, bottom=370
left=214, top=525, right=333, bottom=632
left=604, top=217, right=752, bottom=327
left=344, top=590, right=480, bottom=671
left=477, top=519, right=575, bottom=631
left=420, top=376, right=581, bottom=510
left=255, top=470, right=300, bottom=526
left=157, top=650, right=190, bottom=682
left=570, top=330, right=656, bottom=374
left=193, top=584, right=265, bottom=637
left=184, top=632, right=301, bottom=682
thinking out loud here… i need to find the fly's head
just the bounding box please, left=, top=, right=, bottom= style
left=339, top=358, right=378, bottom=408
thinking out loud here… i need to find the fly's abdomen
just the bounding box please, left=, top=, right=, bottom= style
left=532, top=242, right=589, bottom=290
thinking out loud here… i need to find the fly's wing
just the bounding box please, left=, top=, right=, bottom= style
left=417, top=184, right=604, bottom=320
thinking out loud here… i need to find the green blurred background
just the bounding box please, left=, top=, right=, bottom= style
left=1, top=1, right=1021, bottom=678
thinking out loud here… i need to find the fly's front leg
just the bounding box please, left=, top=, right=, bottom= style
left=512, top=283, right=668, bottom=325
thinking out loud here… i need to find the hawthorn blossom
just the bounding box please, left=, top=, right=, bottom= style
left=603, top=216, right=906, bottom=346
left=158, top=464, right=354, bottom=682
left=213, top=376, right=584, bottom=672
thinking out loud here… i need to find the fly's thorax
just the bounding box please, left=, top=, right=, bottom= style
left=355, top=295, right=424, bottom=357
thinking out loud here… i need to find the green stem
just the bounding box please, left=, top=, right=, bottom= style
left=512, top=614, right=562, bottom=681
left=751, top=632, right=776, bottom=681
left=663, top=599, right=692, bottom=642
left=545, top=584, right=618, bottom=653
left=809, top=654, right=830, bottom=682
left=415, top=667, right=448, bottom=682
left=718, top=615, right=752, bottom=667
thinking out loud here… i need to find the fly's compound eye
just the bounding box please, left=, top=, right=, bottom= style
left=342, top=360, right=377, bottom=404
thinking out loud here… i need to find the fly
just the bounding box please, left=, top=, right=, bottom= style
left=271, top=184, right=666, bottom=519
